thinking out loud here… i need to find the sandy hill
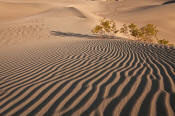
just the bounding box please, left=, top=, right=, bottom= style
left=0, top=0, right=101, bottom=47
left=0, top=0, right=175, bottom=46
left=99, top=0, right=175, bottom=43
left=0, top=0, right=175, bottom=116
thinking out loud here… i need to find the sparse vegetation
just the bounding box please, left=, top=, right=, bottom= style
left=158, top=39, right=169, bottom=45
left=140, top=24, right=158, bottom=42
left=120, top=23, right=159, bottom=43
left=92, top=18, right=170, bottom=45
left=120, top=24, right=129, bottom=35
left=91, top=18, right=118, bottom=37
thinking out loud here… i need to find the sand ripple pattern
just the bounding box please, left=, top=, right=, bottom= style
left=0, top=39, right=175, bottom=116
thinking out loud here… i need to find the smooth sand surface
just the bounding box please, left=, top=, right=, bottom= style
left=0, top=0, right=175, bottom=116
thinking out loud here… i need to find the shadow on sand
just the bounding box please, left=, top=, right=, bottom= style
left=162, top=0, right=175, bottom=5
left=51, top=31, right=122, bottom=39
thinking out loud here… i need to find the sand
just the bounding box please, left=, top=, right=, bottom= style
left=99, top=0, right=175, bottom=43
left=0, top=0, right=175, bottom=116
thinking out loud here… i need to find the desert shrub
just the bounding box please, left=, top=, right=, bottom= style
left=120, top=23, right=159, bottom=42
left=120, top=24, right=129, bottom=35
left=92, top=18, right=171, bottom=45
left=158, top=39, right=169, bottom=45
left=140, top=24, right=158, bottom=42
left=128, top=23, right=142, bottom=38
left=92, top=18, right=118, bottom=37
left=92, top=25, right=103, bottom=34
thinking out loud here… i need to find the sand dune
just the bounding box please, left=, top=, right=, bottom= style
left=41, top=6, right=87, bottom=18
left=0, top=0, right=175, bottom=116
left=99, top=0, right=175, bottom=43
left=0, top=1, right=53, bottom=22
left=0, top=38, right=175, bottom=116
left=0, top=0, right=99, bottom=47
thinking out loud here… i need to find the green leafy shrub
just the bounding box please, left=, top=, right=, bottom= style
left=92, top=18, right=118, bottom=37
left=158, top=39, right=169, bottom=45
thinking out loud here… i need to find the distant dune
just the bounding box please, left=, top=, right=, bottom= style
left=99, top=0, right=175, bottom=43
left=163, top=0, right=175, bottom=5
left=0, top=0, right=175, bottom=116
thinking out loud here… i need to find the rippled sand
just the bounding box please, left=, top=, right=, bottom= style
left=0, top=0, right=175, bottom=116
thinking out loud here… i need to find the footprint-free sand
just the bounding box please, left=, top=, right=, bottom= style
left=0, top=0, right=175, bottom=116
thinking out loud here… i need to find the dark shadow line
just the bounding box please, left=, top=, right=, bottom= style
left=51, top=31, right=122, bottom=39
left=162, top=0, right=175, bottom=5
left=103, top=65, right=145, bottom=116
left=156, top=92, right=167, bottom=116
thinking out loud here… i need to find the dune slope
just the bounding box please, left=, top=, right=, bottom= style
left=0, top=0, right=175, bottom=116
left=0, top=38, right=175, bottom=116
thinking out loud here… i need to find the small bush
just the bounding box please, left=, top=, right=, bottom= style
left=128, top=23, right=142, bottom=38
left=158, top=39, right=169, bottom=45
left=92, top=18, right=118, bottom=37
left=92, top=18, right=171, bottom=45
left=120, top=23, right=159, bottom=42
left=140, top=24, right=158, bottom=42
left=120, top=24, right=129, bottom=35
